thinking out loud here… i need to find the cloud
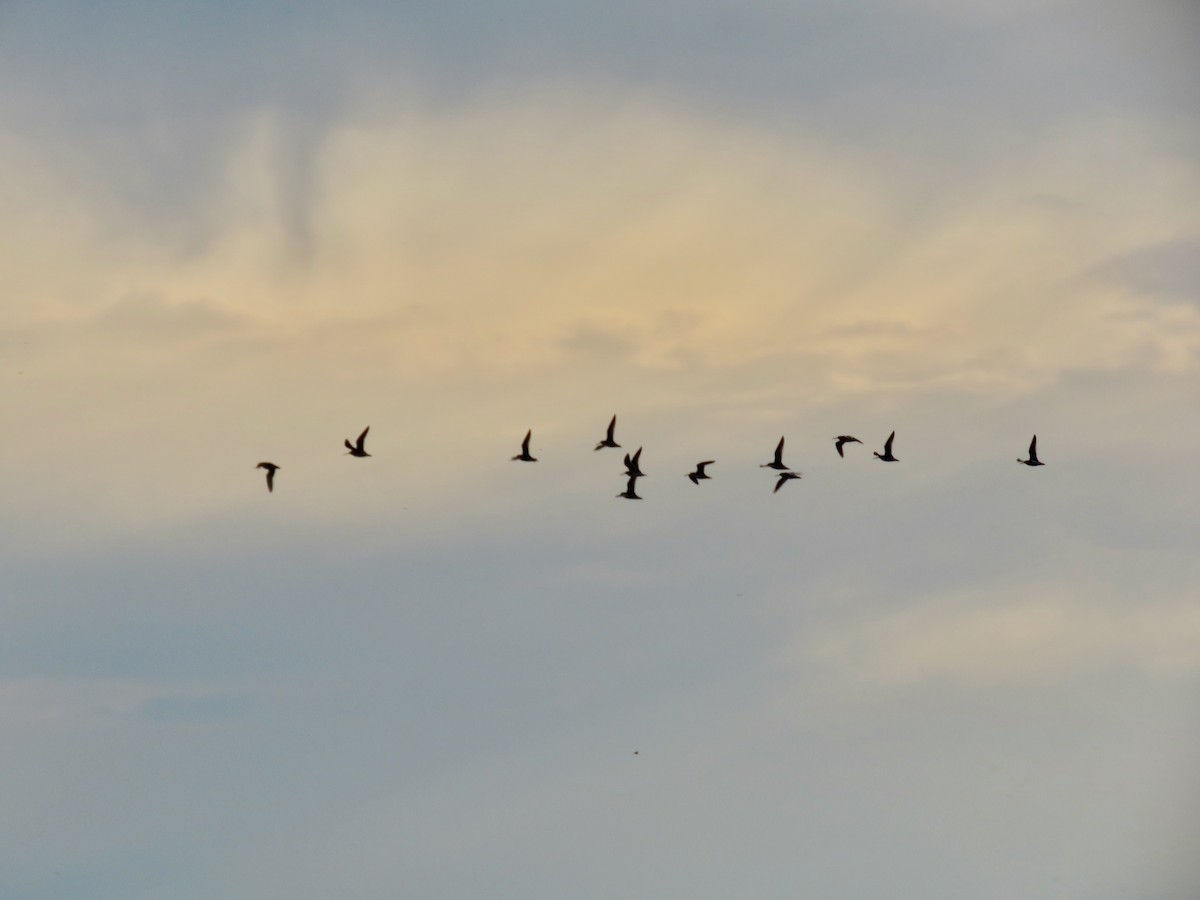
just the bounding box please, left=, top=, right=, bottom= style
left=135, top=692, right=255, bottom=725
left=94, top=292, right=245, bottom=338
left=802, top=588, right=1200, bottom=690
left=0, top=93, right=1198, bottom=544
left=1086, top=237, right=1200, bottom=303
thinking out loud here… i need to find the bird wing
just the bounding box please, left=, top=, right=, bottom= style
left=697, top=460, right=714, bottom=474
left=884, top=431, right=895, bottom=453
left=1029, top=435, right=1038, bottom=459
left=835, top=439, right=845, bottom=457
left=774, top=436, right=785, bottom=464
left=265, top=469, right=275, bottom=492
left=606, top=415, right=617, bottom=440
left=356, top=427, right=370, bottom=450
left=344, top=439, right=355, bottom=452
left=521, top=430, right=531, bottom=453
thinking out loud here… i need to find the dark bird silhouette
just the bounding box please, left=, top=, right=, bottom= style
left=512, top=429, right=537, bottom=461
left=761, top=436, right=790, bottom=470
left=256, top=462, right=280, bottom=493
left=1018, top=435, right=1045, bottom=466
left=687, top=461, right=715, bottom=484
left=773, top=471, right=802, bottom=493
left=617, top=473, right=642, bottom=500
left=834, top=435, right=862, bottom=457
left=623, top=447, right=645, bottom=478
left=873, top=431, right=898, bottom=462
left=345, top=426, right=371, bottom=457
left=594, top=415, right=620, bottom=450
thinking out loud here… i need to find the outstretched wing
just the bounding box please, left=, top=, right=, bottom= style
left=356, top=426, right=370, bottom=450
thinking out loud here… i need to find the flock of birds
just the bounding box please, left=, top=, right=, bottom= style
left=253, top=417, right=1047, bottom=495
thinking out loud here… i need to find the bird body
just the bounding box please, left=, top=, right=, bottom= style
left=595, top=415, right=621, bottom=450
left=345, top=427, right=371, bottom=457
left=773, top=471, right=802, bottom=493
left=873, top=431, right=897, bottom=462
left=687, top=461, right=715, bottom=484
left=512, top=429, right=537, bottom=461
left=256, top=462, right=280, bottom=492
left=617, top=473, right=642, bottom=499
left=761, top=436, right=790, bottom=470
left=1018, top=435, right=1045, bottom=466
left=834, top=435, right=862, bottom=457
left=623, top=447, right=645, bottom=478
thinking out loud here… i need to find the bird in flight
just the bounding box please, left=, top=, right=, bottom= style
left=1018, top=435, right=1045, bottom=466
left=595, top=415, right=620, bottom=450
left=512, top=429, right=537, bottom=461
left=687, top=461, right=715, bottom=484
left=773, top=471, right=802, bottom=493
left=761, top=436, right=790, bottom=470
left=617, top=473, right=642, bottom=500
left=256, top=462, right=280, bottom=492
left=873, top=431, right=898, bottom=462
left=345, top=427, right=371, bottom=457
left=623, top=447, right=645, bottom=478
left=834, top=435, right=862, bottom=457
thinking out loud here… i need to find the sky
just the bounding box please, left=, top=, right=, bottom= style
left=1, top=0, right=1199, bottom=897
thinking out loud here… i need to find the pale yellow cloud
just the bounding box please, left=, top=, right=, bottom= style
left=801, top=583, right=1200, bottom=690
left=2, top=93, right=1198, bottom=534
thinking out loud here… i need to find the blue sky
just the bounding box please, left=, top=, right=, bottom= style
left=1, top=1, right=1199, bottom=897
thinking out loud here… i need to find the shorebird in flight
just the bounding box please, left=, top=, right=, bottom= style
left=345, top=427, right=371, bottom=457
left=512, top=429, right=537, bottom=461
left=623, top=447, right=645, bottom=478
left=687, top=461, right=714, bottom=484
left=761, top=436, right=790, bottom=470
left=873, top=431, right=898, bottom=462
left=617, top=473, right=642, bottom=500
left=256, top=462, right=280, bottom=493
left=773, top=471, right=802, bottom=493
left=1018, top=435, right=1045, bottom=466
left=834, top=435, right=862, bottom=457
left=594, top=415, right=621, bottom=451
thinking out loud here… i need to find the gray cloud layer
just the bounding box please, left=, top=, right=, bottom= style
left=1, top=1, right=1198, bottom=898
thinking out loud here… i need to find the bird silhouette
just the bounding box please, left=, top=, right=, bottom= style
left=761, top=436, right=790, bottom=470
left=345, top=427, right=371, bottom=457
left=623, top=447, right=645, bottom=477
left=256, top=462, right=280, bottom=493
left=617, top=473, right=642, bottom=499
left=873, top=431, right=897, bottom=462
left=594, top=415, right=620, bottom=450
left=687, top=461, right=715, bottom=484
left=773, top=471, right=802, bottom=493
left=1018, top=435, right=1045, bottom=466
left=512, top=429, right=537, bottom=461
left=834, top=435, right=862, bottom=457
